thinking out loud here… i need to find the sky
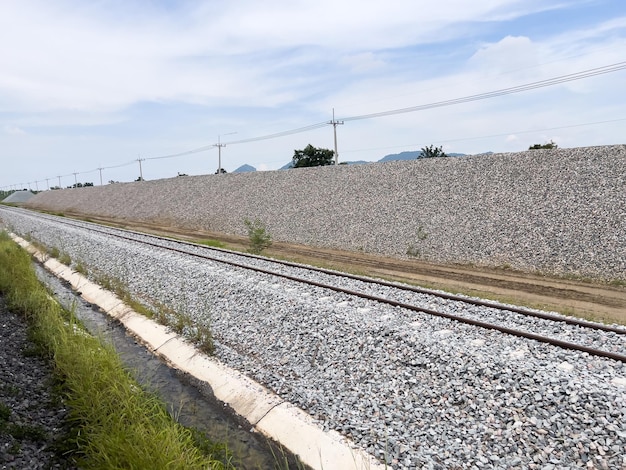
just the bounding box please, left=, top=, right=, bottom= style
left=1, top=0, right=625, bottom=189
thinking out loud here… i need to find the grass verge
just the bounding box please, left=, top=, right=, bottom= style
left=0, top=230, right=231, bottom=469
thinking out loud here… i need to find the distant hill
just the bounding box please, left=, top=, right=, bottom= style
left=378, top=150, right=466, bottom=162
left=270, top=149, right=472, bottom=170
left=378, top=150, right=423, bottom=162
left=233, top=164, right=256, bottom=173
left=280, top=160, right=369, bottom=169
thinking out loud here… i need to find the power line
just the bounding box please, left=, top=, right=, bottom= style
left=143, top=122, right=329, bottom=161
left=5, top=61, right=625, bottom=187
left=223, top=121, right=329, bottom=146
left=340, top=117, right=626, bottom=154
left=340, top=61, right=626, bottom=122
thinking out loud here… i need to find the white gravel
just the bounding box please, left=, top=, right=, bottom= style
left=2, top=208, right=626, bottom=470
left=22, top=144, right=626, bottom=282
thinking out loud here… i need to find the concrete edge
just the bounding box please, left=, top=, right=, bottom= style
left=12, top=234, right=385, bottom=470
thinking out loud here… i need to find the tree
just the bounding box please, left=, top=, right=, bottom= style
left=292, top=144, right=335, bottom=168
left=529, top=140, right=558, bottom=150
left=420, top=145, right=448, bottom=158
left=215, top=168, right=227, bottom=174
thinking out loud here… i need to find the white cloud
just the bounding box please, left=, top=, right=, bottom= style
left=0, top=0, right=579, bottom=114
left=0, top=0, right=624, bottom=187
left=468, top=36, right=542, bottom=77
left=3, top=125, right=26, bottom=135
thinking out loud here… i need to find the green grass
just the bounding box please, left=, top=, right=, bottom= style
left=74, top=261, right=88, bottom=276
left=58, top=252, right=71, bottom=265
left=94, top=271, right=215, bottom=355
left=0, top=230, right=231, bottom=469
left=196, top=239, right=226, bottom=248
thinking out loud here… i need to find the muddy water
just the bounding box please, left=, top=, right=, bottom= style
left=35, top=264, right=304, bottom=469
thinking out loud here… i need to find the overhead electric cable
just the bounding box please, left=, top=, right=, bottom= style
left=6, top=60, right=625, bottom=188
left=217, top=121, right=329, bottom=146
left=340, top=117, right=626, bottom=154
left=340, top=62, right=626, bottom=122
left=146, top=145, right=215, bottom=161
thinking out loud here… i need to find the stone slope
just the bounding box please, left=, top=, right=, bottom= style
left=24, top=145, right=626, bottom=281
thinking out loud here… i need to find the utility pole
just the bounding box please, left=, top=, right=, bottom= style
left=45, top=178, right=50, bottom=190
left=98, top=167, right=103, bottom=186
left=57, top=176, right=61, bottom=188
left=214, top=132, right=237, bottom=174
left=328, top=108, right=344, bottom=165
left=73, top=172, right=78, bottom=188
left=34, top=180, right=39, bottom=191
left=137, top=157, right=145, bottom=181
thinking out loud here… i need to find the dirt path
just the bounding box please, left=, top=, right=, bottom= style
left=74, top=214, right=626, bottom=326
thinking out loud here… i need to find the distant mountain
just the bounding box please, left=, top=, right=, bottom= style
left=280, top=159, right=369, bottom=169
left=378, top=150, right=466, bottom=162
left=378, top=150, right=423, bottom=162
left=233, top=164, right=256, bottom=173
left=273, top=150, right=471, bottom=170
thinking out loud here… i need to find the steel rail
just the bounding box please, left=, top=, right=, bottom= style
left=4, top=207, right=625, bottom=362
left=63, top=212, right=625, bottom=334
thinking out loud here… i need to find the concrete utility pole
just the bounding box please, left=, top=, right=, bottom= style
left=214, top=132, right=237, bottom=174
left=57, top=176, right=61, bottom=188
left=73, top=172, right=78, bottom=188
left=328, top=108, right=344, bottom=165
left=137, top=158, right=145, bottom=181
left=98, top=168, right=103, bottom=186
left=45, top=178, right=50, bottom=190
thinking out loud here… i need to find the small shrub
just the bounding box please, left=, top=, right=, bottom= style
left=244, top=218, right=272, bottom=255
left=407, top=226, right=428, bottom=258
left=416, top=225, right=428, bottom=241
left=0, top=402, right=10, bottom=428
left=74, top=262, right=88, bottom=276
left=406, top=245, right=420, bottom=257
left=420, top=145, right=448, bottom=158
left=529, top=140, right=558, bottom=150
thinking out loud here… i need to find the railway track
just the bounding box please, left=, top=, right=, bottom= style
left=4, top=205, right=626, bottom=469
left=4, top=206, right=626, bottom=363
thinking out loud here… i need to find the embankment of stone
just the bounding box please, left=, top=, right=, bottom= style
left=23, top=145, right=626, bottom=281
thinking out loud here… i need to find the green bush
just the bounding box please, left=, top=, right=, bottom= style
left=244, top=218, right=272, bottom=255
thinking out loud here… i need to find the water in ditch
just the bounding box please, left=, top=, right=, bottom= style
left=35, top=264, right=306, bottom=469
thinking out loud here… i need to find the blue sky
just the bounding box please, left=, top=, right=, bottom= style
left=1, top=0, right=625, bottom=189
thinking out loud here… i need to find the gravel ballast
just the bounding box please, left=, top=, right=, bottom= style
left=0, top=296, right=75, bottom=469
left=2, top=209, right=625, bottom=469
left=22, top=145, right=626, bottom=282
